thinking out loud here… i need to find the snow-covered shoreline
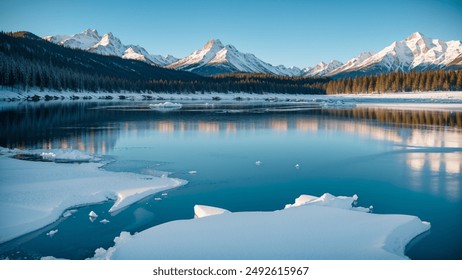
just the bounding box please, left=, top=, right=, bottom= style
left=1, top=88, right=462, bottom=111
left=91, top=193, right=430, bottom=260
left=0, top=149, right=187, bottom=244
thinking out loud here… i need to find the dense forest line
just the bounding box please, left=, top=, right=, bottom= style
left=1, top=32, right=461, bottom=95
left=325, top=69, right=462, bottom=94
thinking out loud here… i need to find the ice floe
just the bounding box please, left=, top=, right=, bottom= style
left=46, top=229, right=58, bottom=237
left=0, top=149, right=187, bottom=243
left=149, top=102, right=182, bottom=111
left=91, top=193, right=430, bottom=260
left=62, top=210, right=77, bottom=218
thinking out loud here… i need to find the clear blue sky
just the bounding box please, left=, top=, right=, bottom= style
left=1, top=0, right=461, bottom=68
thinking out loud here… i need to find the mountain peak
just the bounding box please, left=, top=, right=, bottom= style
left=204, top=39, right=224, bottom=50
left=406, top=32, right=426, bottom=41
left=81, top=28, right=99, bottom=37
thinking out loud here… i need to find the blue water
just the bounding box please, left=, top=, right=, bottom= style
left=0, top=101, right=461, bottom=259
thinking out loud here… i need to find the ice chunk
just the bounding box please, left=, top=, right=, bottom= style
left=255, top=160, right=262, bottom=166
left=62, top=209, right=77, bottom=218
left=188, top=170, right=197, bottom=175
left=100, top=219, right=110, bottom=224
left=285, top=194, right=318, bottom=208
left=46, top=229, right=58, bottom=237
left=194, top=205, right=230, bottom=218
left=89, top=211, right=98, bottom=218
left=149, top=102, right=182, bottom=111
left=295, top=164, right=300, bottom=169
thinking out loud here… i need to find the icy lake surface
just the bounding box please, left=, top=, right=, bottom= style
left=0, top=100, right=461, bottom=259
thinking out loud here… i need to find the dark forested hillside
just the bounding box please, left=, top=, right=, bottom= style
left=0, top=31, right=202, bottom=92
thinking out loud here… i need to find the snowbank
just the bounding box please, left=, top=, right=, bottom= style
left=0, top=150, right=187, bottom=243
left=1, top=88, right=461, bottom=111
left=92, top=193, right=430, bottom=260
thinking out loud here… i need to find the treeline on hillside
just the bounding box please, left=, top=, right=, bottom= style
left=0, top=31, right=326, bottom=94
left=146, top=74, right=327, bottom=94
left=325, top=70, right=462, bottom=94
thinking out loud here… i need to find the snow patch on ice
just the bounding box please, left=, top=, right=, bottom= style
left=91, top=193, right=430, bottom=260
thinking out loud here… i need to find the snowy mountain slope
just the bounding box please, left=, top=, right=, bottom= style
left=167, top=39, right=301, bottom=76
left=43, top=29, right=178, bottom=66
left=302, top=60, right=343, bottom=77
left=334, top=32, right=462, bottom=77
left=327, top=52, right=375, bottom=76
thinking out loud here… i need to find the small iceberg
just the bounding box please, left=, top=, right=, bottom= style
left=100, top=219, right=110, bottom=224
left=188, top=170, right=197, bottom=175
left=255, top=160, right=262, bottom=166
left=149, top=102, right=182, bottom=111
left=62, top=209, right=77, bottom=218
left=46, top=229, right=58, bottom=237
left=89, top=211, right=98, bottom=218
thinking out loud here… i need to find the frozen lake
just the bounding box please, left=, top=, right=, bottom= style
left=0, top=100, right=461, bottom=259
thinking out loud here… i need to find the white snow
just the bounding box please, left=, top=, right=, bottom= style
left=194, top=205, right=230, bottom=218
left=2, top=87, right=461, bottom=109
left=0, top=149, right=187, bottom=243
left=43, top=29, right=177, bottom=66
left=39, top=149, right=99, bottom=162
left=168, top=39, right=302, bottom=76
left=91, top=193, right=430, bottom=260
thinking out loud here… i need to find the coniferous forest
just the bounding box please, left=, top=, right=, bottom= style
left=1, top=31, right=461, bottom=96
left=325, top=70, right=462, bottom=94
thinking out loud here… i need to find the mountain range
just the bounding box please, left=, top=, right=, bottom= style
left=44, top=30, right=462, bottom=77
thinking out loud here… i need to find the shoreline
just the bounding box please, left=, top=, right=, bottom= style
left=1, top=89, right=462, bottom=112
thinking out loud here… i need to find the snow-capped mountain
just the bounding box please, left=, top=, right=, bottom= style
left=302, top=60, right=343, bottom=77
left=44, top=30, right=461, bottom=77
left=43, top=29, right=178, bottom=66
left=331, top=32, right=462, bottom=77
left=327, top=52, right=375, bottom=77
left=167, top=39, right=300, bottom=76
